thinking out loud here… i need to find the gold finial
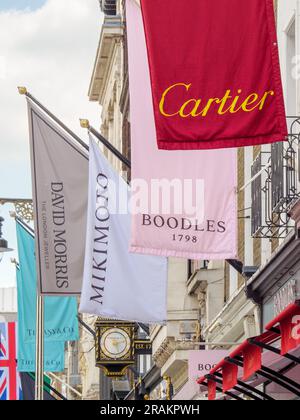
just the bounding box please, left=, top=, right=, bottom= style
left=11, top=258, right=18, bottom=266
left=18, top=86, right=27, bottom=95
left=80, top=119, right=90, bottom=129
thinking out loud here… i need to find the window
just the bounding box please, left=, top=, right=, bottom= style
left=286, top=18, right=296, bottom=116
left=101, top=0, right=117, bottom=16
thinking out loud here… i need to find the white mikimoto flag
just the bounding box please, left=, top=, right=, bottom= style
left=79, top=138, right=167, bottom=324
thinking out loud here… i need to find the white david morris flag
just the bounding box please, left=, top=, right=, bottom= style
left=79, top=139, right=168, bottom=324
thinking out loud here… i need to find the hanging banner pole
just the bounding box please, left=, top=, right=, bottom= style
left=80, top=119, right=131, bottom=169
left=35, top=294, right=44, bottom=401
left=18, top=87, right=128, bottom=167
left=18, top=87, right=89, bottom=152
left=18, top=87, right=44, bottom=400
left=10, top=256, right=44, bottom=400
left=89, top=125, right=131, bottom=169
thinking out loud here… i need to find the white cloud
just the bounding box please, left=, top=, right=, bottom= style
left=0, top=0, right=102, bottom=162
left=0, top=0, right=103, bottom=287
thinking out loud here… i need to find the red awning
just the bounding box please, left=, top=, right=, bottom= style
left=207, top=380, right=217, bottom=401
left=197, top=302, right=300, bottom=400
left=230, top=341, right=262, bottom=381
left=209, top=358, right=239, bottom=393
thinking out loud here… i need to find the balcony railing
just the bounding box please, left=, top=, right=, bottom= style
left=251, top=117, right=300, bottom=239
left=251, top=153, right=262, bottom=236
left=99, top=0, right=117, bottom=16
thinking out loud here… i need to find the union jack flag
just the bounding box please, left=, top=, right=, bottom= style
left=0, top=323, right=22, bottom=400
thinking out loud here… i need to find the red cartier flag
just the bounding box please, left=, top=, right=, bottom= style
left=140, top=0, right=287, bottom=150
left=222, top=363, right=238, bottom=392
left=208, top=380, right=217, bottom=401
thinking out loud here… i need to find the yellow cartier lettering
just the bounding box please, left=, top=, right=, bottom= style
left=159, top=83, right=191, bottom=117
left=241, top=93, right=260, bottom=112
left=200, top=98, right=221, bottom=117
left=217, top=90, right=232, bottom=115
left=158, top=84, right=275, bottom=119
left=226, top=89, right=242, bottom=114
left=258, top=91, right=275, bottom=110
left=179, top=99, right=201, bottom=118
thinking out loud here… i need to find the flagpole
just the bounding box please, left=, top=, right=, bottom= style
left=35, top=294, right=44, bottom=401
left=17, top=88, right=45, bottom=401
left=18, top=87, right=89, bottom=153
left=80, top=120, right=131, bottom=169
left=19, top=87, right=128, bottom=170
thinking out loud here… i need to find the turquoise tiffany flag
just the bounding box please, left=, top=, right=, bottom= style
left=16, top=267, right=65, bottom=373
left=16, top=220, right=79, bottom=343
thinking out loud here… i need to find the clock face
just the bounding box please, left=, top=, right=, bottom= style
left=100, top=328, right=131, bottom=360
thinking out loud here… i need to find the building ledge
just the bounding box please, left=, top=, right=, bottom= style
left=161, top=350, right=188, bottom=375
left=187, top=266, right=223, bottom=296
left=202, top=284, right=256, bottom=343
left=88, top=15, right=124, bottom=104
left=152, top=336, right=200, bottom=370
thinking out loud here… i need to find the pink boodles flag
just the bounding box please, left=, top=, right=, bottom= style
left=126, top=0, right=237, bottom=260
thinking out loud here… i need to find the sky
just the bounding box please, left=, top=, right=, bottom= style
left=0, top=0, right=47, bottom=11
left=0, top=0, right=102, bottom=287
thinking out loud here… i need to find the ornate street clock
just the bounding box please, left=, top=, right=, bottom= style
left=100, top=327, right=132, bottom=359
left=95, top=320, right=135, bottom=377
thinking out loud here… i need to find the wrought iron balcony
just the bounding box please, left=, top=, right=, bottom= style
left=99, top=0, right=117, bottom=16
left=251, top=117, right=300, bottom=239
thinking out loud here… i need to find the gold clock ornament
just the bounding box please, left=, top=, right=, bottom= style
left=95, top=320, right=135, bottom=377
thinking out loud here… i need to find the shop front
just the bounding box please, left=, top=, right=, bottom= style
left=259, top=275, right=300, bottom=399
left=196, top=224, right=300, bottom=400
left=197, top=302, right=300, bottom=400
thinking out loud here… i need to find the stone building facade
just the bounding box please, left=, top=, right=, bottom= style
left=82, top=0, right=300, bottom=400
